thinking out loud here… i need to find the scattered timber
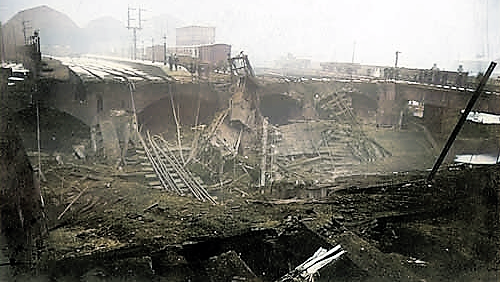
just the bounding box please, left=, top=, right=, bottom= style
left=276, top=245, right=345, bottom=282
left=143, top=202, right=159, bottom=212
left=58, top=185, right=89, bottom=220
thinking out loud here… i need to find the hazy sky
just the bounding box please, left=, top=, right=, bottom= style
left=1, top=0, right=499, bottom=69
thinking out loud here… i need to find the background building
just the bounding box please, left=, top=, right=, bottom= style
left=176, top=26, right=215, bottom=46
left=198, top=43, right=230, bottom=64
left=167, top=43, right=231, bottom=65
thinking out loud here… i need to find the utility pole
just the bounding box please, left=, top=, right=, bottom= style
left=394, top=51, right=401, bottom=80
left=151, top=37, right=154, bottom=63
left=22, top=20, right=32, bottom=45
left=139, top=7, right=145, bottom=29
left=127, top=6, right=145, bottom=60
left=21, top=20, right=32, bottom=64
left=127, top=6, right=137, bottom=60
left=0, top=21, right=5, bottom=63
left=350, top=41, right=356, bottom=89
left=142, top=40, right=145, bottom=60
left=351, top=41, right=356, bottom=65
left=394, top=51, right=401, bottom=68
left=163, top=34, right=167, bottom=65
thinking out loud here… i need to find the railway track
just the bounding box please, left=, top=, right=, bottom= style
left=137, top=131, right=217, bottom=204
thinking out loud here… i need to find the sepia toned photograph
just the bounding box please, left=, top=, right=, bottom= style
left=0, top=1, right=499, bottom=281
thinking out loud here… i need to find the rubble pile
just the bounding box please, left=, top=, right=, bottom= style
left=25, top=145, right=499, bottom=281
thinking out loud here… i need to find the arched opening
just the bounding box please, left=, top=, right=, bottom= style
left=13, top=105, right=90, bottom=153
left=138, top=92, right=221, bottom=137
left=259, top=94, right=302, bottom=125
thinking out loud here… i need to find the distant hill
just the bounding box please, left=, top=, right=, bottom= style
left=82, top=16, right=129, bottom=56
left=82, top=14, right=185, bottom=58
left=2, top=5, right=82, bottom=59
left=1, top=5, right=187, bottom=61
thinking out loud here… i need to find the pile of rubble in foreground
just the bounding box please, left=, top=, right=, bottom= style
left=19, top=149, right=497, bottom=281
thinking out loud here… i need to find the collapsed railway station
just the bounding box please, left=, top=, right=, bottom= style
left=1, top=3, right=500, bottom=282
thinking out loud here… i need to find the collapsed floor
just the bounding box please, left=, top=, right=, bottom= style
left=12, top=104, right=499, bottom=281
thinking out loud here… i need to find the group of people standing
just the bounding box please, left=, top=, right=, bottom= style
left=168, top=54, right=179, bottom=71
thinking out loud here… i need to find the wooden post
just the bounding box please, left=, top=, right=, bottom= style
left=260, top=118, right=268, bottom=188
left=169, top=84, right=185, bottom=165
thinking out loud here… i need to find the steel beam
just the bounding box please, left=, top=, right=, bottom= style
left=427, top=61, right=497, bottom=182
